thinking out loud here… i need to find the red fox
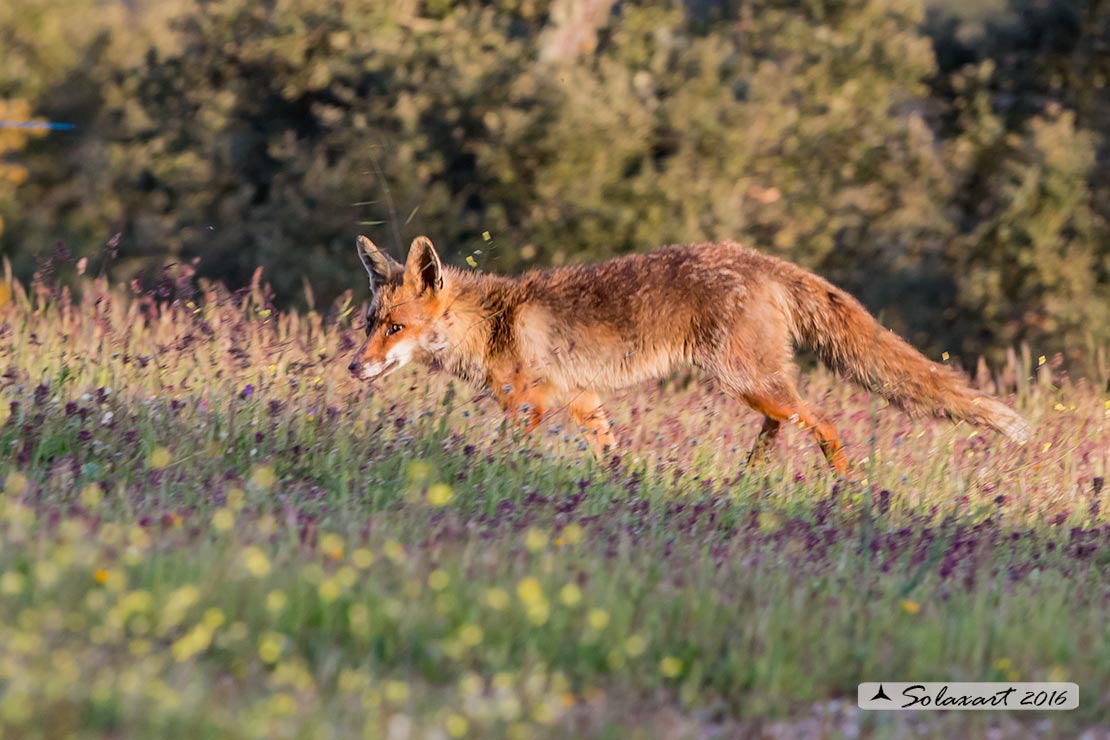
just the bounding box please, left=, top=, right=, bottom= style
left=347, top=236, right=1030, bottom=475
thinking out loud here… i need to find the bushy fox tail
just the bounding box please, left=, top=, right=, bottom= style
left=786, top=270, right=1031, bottom=444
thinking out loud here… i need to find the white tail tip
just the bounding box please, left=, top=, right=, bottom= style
left=990, top=403, right=1031, bottom=445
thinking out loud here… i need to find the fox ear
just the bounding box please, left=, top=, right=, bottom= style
left=356, top=236, right=401, bottom=292
left=404, top=236, right=444, bottom=294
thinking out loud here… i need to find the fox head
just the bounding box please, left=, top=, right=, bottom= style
left=347, top=235, right=450, bottom=382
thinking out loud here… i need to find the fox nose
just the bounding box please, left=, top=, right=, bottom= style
left=347, top=360, right=359, bottom=375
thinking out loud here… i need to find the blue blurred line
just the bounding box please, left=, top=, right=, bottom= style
left=0, top=120, right=76, bottom=131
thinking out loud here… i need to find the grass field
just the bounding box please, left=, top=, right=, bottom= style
left=1, top=270, right=1108, bottom=739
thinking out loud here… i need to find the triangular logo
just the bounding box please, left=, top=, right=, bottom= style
left=870, top=684, right=892, bottom=701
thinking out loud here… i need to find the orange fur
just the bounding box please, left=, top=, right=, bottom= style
left=348, top=236, right=1031, bottom=472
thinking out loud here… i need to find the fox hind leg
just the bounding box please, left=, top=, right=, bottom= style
left=741, top=390, right=848, bottom=476
left=744, top=416, right=782, bottom=468
left=695, top=301, right=846, bottom=472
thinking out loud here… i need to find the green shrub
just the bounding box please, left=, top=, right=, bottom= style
left=0, top=0, right=1106, bottom=368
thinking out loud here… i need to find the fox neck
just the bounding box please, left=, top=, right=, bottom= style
left=427, top=268, right=514, bottom=387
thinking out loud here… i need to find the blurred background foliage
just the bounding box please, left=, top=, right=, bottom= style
left=0, top=0, right=1107, bottom=369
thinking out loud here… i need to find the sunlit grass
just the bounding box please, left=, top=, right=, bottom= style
left=0, top=269, right=1107, bottom=738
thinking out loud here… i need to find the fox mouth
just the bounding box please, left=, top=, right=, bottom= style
left=352, top=360, right=399, bottom=382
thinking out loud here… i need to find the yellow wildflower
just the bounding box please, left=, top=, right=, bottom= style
left=79, top=484, right=103, bottom=508
left=426, top=483, right=453, bottom=506
left=624, top=634, right=647, bottom=657
left=352, top=548, right=374, bottom=569
left=318, top=579, right=341, bottom=603
left=428, top=569, right=450, bottom=591
left=320, top=532, right=344, bottom=560
left=384, top=680, right=409, bottom=704
left=516, top=577, right=543, bottom=605
left=660, top=656, right=683, bottom=678
left=562, top=523, right=584, bottom=545
left=266, top=590, right=288, bottom=615
left=525, top=527, right=548, bottom=552
left=559, top=583, right=582, bottom=607
left=148, top=447, right=172, bottom=470
left=458, top=624, right=483, bottom=647
left=226, top=487, right=245, bottom=511
left=240, top=546, right=271, bottom=578
left=212, top=508, right=235, bottom=532
left=249, top=465, right=276, bottom=490
left=445, top=714, right=468, bottom=738
left=587, top=608, right=609, bottom=631
left=258, top=632, right=285, bottom=663
left=485, top=587, right=510, bottom=610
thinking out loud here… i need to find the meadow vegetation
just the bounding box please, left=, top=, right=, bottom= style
left=2, top=1, right=1107, bottom=737
left=1, top=268, right=1107, bottom=738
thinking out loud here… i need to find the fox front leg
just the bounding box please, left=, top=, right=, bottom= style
left=489, top=370, right=551, bottom=439
left=568, top=392, right=616, bottom=459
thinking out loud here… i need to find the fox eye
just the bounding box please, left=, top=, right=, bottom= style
left=386, top=323, right=404, bottom=336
